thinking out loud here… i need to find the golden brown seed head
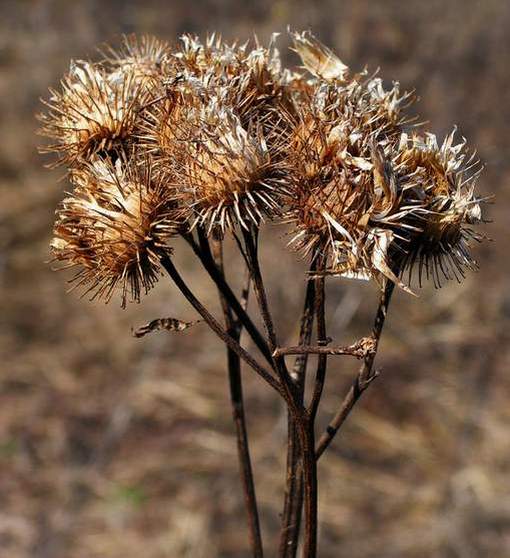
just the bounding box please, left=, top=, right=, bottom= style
left=51, top=158, right=179, bottom=306
left=285, top=101, right=400, bottom=285
left=39, top=60, right=155, bottom=167
left=42, top=31, right=486, bottom=302
left=103, top=34, right=171, bottom=78
left=171, top=97, right=285, bottom=233
left=388, top=132, right=483, bottom=287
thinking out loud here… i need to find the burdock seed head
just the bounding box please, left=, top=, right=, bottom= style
left=170, top=93, right=285, bottom=234
left=138, top=34, right=294, bottom=235
left=389, top=131, right=484, bottom=287
left=42, top=32, right=486, bottom=304
left=102, top=34, right=171, bottom=80
left=50, top=158, right=180, bottom=306
left=285, top=31, right=484, bottom=291
left=285, top=106, right=395, bottom=285
left=39, top=59, right=149, bottom=167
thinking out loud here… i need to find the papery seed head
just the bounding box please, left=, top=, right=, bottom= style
left=51, top=158, right=180, bottom=306
left=171, top=96, right=286, bottom=234
left=103, top=34, right=171, bottom=79
left=389, top=131, right=484, bottom=287
left=39, top=61, right=149, bottom=166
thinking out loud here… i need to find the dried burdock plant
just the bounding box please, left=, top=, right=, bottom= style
left=40, top=31, right=488, bottom=558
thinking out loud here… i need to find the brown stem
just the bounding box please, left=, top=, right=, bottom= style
left=300, top=418, right=318, bottom=558
left=211, top=238, right=264, bottom=558
left=184, top=231, right=274, bottom=366
left=240, top=227, right=300, bottom=411
left=240, top=228, right=278, bottom=351
left=279, top=275, right=316, bottom=558
left=299, top=256, right=327, bottom=558
left=308, top=272, right=327, bottom=421
left=315, top=281, right=395, bottom=459
left=160, top=255, right=282, bottom=395
left=273, top=339, right=374, bottom=359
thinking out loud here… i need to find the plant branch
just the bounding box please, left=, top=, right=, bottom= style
left=160, top=255, right=282, bottom=395
left=315, top=281, right=395, bottom=459
left=211, top=237, right=264, bottom=558
left=273, top=338, right=375, bottom=359
left=308, top=271, right=327, bottom=421
left=240, top=227, right=298, bottom=407
left=279, top=274, right=316, bottom=558
left=184, top=231, right=274, bottom=366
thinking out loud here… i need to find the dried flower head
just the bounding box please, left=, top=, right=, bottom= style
left=42, top=31, right=486, bottom=305
left=103, top=34, right=171, bottom=80
left=285, top=32, right=483, bottom=291
left=170, top=95, right=286, bottom=234
left=138, top=35, right=294, bottom=234
left=285, top=107, right=410, bottom=289
left=390, top=132, right=484, bottom=287
left=51, top=158, right=179, bottom=306
left=39, top=60, right=149, bottom=166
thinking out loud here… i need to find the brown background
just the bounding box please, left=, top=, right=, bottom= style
left=1, top=0, right=509, bottom=556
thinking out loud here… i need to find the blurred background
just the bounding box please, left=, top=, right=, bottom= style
left=1, top=0, right=509, bottom=556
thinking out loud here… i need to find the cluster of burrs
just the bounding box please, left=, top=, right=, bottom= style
left=39, top=32, right=485, bottom=305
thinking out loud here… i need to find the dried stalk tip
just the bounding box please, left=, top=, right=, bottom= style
left=51, top=159, right=180, bottom=306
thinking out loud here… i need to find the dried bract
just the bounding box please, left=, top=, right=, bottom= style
left=291, top=30, right=349, bottom=81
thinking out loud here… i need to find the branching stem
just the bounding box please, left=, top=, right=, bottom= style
left=161, top=255, right=282, bottom=395
left=315, top=281, right=395, bottom=459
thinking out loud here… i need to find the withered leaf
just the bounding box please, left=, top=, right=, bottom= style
left=132, top=317, right=202, bottom=338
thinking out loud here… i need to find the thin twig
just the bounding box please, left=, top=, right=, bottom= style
left=160, top=255, right=282, bottom=395
left=315, top=281, right=395, bottom=459
left=211, top=237, right=264, bottom=558
left=273, top=338, right=375, bottom=359
left=240, top=228, right=278, bottom=350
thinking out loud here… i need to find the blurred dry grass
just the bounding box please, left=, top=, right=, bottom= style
left=1, top=1, right=509, bottom=556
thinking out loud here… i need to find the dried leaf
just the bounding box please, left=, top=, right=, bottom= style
left=370, top=229, right=417, bottom=296
left=132, top=317, right=202, bottom=338
left=291, top=31, right=349, bottom=81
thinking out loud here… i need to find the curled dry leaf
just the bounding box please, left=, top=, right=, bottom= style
left=132, top=317, right=203, bottom=338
